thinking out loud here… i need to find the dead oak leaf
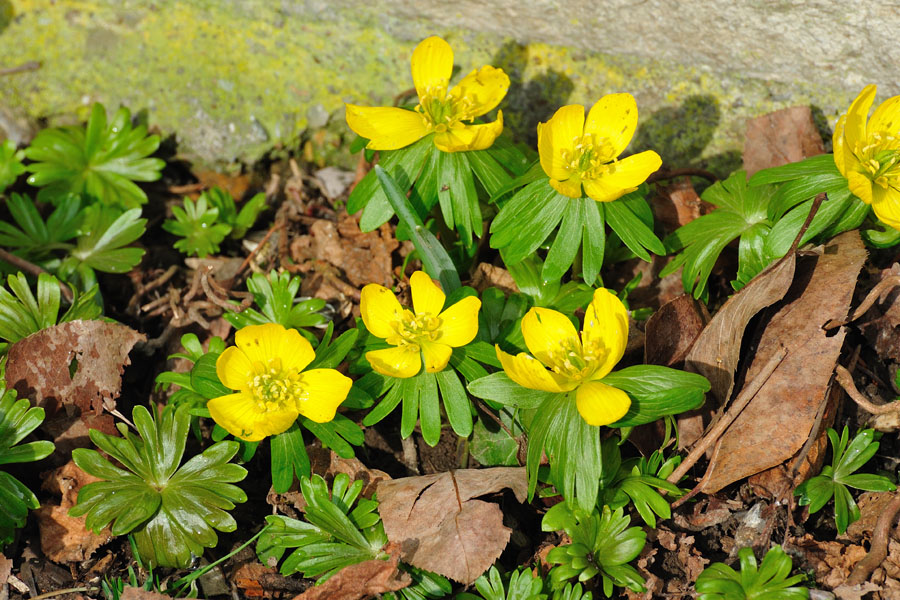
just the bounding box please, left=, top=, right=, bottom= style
left=6, top=320, right=144, bottom=418
left=292, top=543, right=409, bottom=600
left=376, top=467, right=527, bottom=584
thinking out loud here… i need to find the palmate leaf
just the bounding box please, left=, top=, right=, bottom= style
left=0, top=388, right=54, bottom=546
left=0, top=193, right=81, bottom=261
left=456, top=565, right=546, bottom=600
left=70, top=405, right=247, bottom=568
left=543, top=503, right=646, bottom=597
left=223, top=270, right=327, bottom=337
left=202, top=187, right=267, bottom=239
left=25, top=103, right=165, bottom=208
left=696, top=546, right=808, bottom=600
left=59, top=205, right=147, bottom=289
left=0, top=139, right=25, bottom=194
left=256, top=473, right=388, bottom=583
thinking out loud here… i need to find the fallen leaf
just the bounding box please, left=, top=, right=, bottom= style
left=470, top=263, right=518, bottom=295
left=40, top=412, right=117, bottom=467
left=35, top=460, right=111, bottom=563
left=650, top=177, right=713, bottom=232
left=292, top=543, right=409, bottom=600
left=0, top=553, right=11, bottom=600
left=194, top=170, right=251, bottom=201
left=845, top=492, right=899, bottom=542
left=679, top=252, right=797, bottom=447
left=233, top=562, right=308, bottom=598
left=6, top=320, right=145, bottom=418
left=314, top=167, right=355, bottom=201
left=377, top=467, right=527, bottom=584
left=308, top=447, right=390, bottom=499
left=832, top=582, right=883, bottom=600
left=122, top=587, right=172, bottom=600
left=644, top=294, right=709, bottom=366
left=701, top=231, right=866, bottom=493
left=742, top=106, right=825, bottom=176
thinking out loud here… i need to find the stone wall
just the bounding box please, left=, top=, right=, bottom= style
left=0, top=0, right=889, bottom=169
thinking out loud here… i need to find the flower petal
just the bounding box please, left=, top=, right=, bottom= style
left=869, top=94, right=900, bottom=137
left=848, top=170, right=873, bottom=204
left=345, top=104, right=430, bottom=151
left=872, top=185, right=900, bottom=231
left=583, top=288, right=629, bottom=380
left=538, top=104, right=584, bottom=181
left=843, top=85, right=877, bottom=156
left=436, top=296, right=481, bottom=347
left=575, top=381, right=631, bottom=426
left=235, top=323, right=315, bottom=372
left=582, top=150, right=662, bottom=203
left=296, top=369, right=353, bottom=423
left=433, top=113, right=504, bottom=152
left=521, top=307, right=580, bottom=367
left=549, top=176, right=583, bottom=199
left=421, top=341, right=453, bottom=372
left=366, top=345, right=422, bottom=378
left=496, top=346, right=573, bottom=393
left=360, top=284, right=404, bottom=340
left=216, top=346, right=253, bottom=391
left=208, top=392, right=298, bottom=442
left=410, top=271, right=445, bottom=317
left=450, top=65, right=510, bottom=117
left=584, top=93, right=639, bottom=159
left=411, top=36, right=453, bottom=100
left=833, top=114, right=849, bottom=177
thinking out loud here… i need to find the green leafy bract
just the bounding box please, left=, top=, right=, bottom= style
left=384, top=564, right=452, bottom=600
left=163, top=194, right=232, bottom=258
left=543, top=503, right=646, bottom=597
left=456, top=565, right=546, bottom=600
left=223, top=270, right=327, bottom=339
left=203, top=187, right=267, bottom=239
left=256, top=473, right=388, bottom=583
left=0, top=388, right=54, bottom=546
left=0, top=193, right=81, bottom=262
left=0, top=139, right=25, bottom=194
left=59, top=205, right=147, bottom=289
left=695, top=546, right=808, bottom=600
left=794, top=426, right=896, bottom=534
left=24, top=103, right=165, bottom=208
left=70, top=405, right=248, bottom=568
left=0, top=272, right=101, bottom=352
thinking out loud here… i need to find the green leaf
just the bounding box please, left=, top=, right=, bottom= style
left=224, top=270, right=327, bottom=335
left=604, top=193, right=664, bottom=261
left=0, top=193, right=81, bottom=261
left=600, top=365, right=709, bottom=427
left=467, top=372, right=556, bottom=409
left=25, top=103, right=165, bottom=208
left=0, top=140, right=25, bottom=194
left=696, top=547, right=808, bottom=600
left=162, top=194, right=232, bottom=257
left=542, top=200, right=585, bottom=281
left=271, top=424, right=309, bottom=494
left=470, top=407, right=524, bottom=468
left=66, top=205, right=147, bottom=274
left=377, top=165, right=461, bottom=293
left=70, top=405, right=247, bottom=568
left=490, top=179, right=567, bottom=265
left=748, top=154, right=837, bottom=186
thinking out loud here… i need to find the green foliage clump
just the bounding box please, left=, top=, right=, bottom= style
left=0, top=389, right=54, bottom=546
left=70, top=405, right=248, bottom=568
left=0, top=140, right=25, bottom=194
left=542, top=502, right=646, bottom=597
left=695, top=546, right=808, bottom=600
left=163, top=187, right=266, bottom=257
left=223, top=270, right=327, bottom=337
left=794, top=426, right=895, bottom=534
left=24, top=103, right=165, bottom=208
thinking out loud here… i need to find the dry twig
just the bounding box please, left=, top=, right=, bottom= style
left=846, top=491, right=900, bottom=585
left=834, top=364, right=900, bottom=415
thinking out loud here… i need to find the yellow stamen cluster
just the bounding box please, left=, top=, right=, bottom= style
left=561, top=133, right=617, bottom=181
left=386, top=309, right=442, bottom=348
left=248, top=360, right=303, bottom=413
left=417, top=87, right=476, bottom=133
left=545, top=336, right=607, bottom=382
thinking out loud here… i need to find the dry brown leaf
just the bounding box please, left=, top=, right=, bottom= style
left=292, top=543, right=410, bottom=600
left=470, top=263, right=518, bottom=295
left=644, top=294, right=709, bottom=366
left=121, top=587, right=172, bottom=600
left=701, top=231, right=866, bottom=493
left=377, top=467, right=527, bottom=584
left=308, top=447, right=390, bottom=499
left=35, top=460, right=111, bottom=563
left=845, top=492, right=899, bottom=542
left=679, top=252, right=797, bottom=447
left=650, top=177, right=713, bottom=233
left=0, top=553, right=11, bottom=599
left=6, top=320, right=144, bottom=418
left=742, top=106, right=826, bottom=176
left=233, top=562, right=309, bottom=598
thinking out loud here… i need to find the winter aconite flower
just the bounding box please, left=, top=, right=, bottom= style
left=834, top=85, right=900, bottom=230
left=538, top=94, right=661, bottom=202
left=361, top=271, right=481, bottom=377
left=496, top=288, right=630, bottom=426
left=346, top=36, right=509, bottom=152
left=209, top=323, right=352, bottom=441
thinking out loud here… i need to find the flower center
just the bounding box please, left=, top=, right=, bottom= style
left=856, top=132, right=900, bottom=190
left=544, top=336, right=607, bottom=382
left=560, top=133, right=618, bottom=181
left=247, top=358, right=303, bottom=413
left=387, top=309, right=442, bottom=348
left=416, top=85, right=474, bottom=133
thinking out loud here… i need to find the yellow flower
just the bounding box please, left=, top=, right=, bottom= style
left=834, top=85, right=900, bottom=230
left=360, top=271, right=481, bottom=377
left=209, top=323, right=352, bottom=442
left=496, top=288, right=631, bottom=426
left=345, top=36, right=509, bottom=153
left=538, top=94, right=662, bottom=203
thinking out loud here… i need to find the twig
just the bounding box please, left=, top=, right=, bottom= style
left=168, top=182, right=206, bottom=195
left=0, top=247, right=73, bottom=302
left=237, top=219, right=283, bottom=275
left=0, top=61, right=40, bottom=76
left=401, top=435, right=420, bottom=475
left=846, top=491, right=900, bottom=585
left=127, top=265, right=178, bottom=313
left=825, top=275, right=900, bottom=330
left=647, top=167, right=718, bottom=184
left=667, top=347, right=788, bottom=503
left=28, top=586, right=96, bottom=600
left=834, top=364, right=900, bottom=415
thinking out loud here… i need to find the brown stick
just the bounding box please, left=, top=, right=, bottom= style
left=667, top=347, right=788, bottom=491
left=0, top=247, right=73, bottom=302
left=846, top=491, right=900, bottom=585
left=0, top=61, right=40, bottom=76
left=825, top=275, right=900, bottom=330
left=834, top=364, right=900, bottom=415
